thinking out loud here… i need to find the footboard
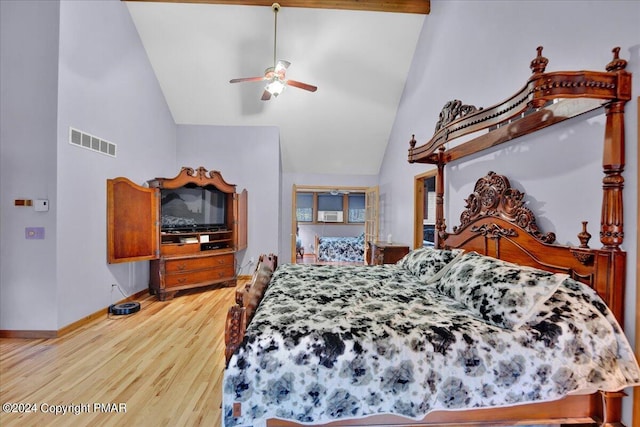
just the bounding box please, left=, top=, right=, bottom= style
left=224, top=253, right=277, bottom=365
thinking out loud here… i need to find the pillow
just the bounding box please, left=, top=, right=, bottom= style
left=434, top=251, right=568, bottom=330
left=398, top=246, right=464, bottom=283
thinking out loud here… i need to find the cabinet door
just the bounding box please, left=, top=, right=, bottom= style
left=107, top=177, right=159, bottom=263
left=234, top=189, right=248, bottom=251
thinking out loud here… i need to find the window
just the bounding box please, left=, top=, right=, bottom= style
left=295, top=189, right=367, bottom=224
left=296, top=193, right=314, bottom=222
left=348, top=193, right=365, bottom=223
left=317, top=194, right=343, bottom=211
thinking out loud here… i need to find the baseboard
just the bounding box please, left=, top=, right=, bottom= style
left=0, top=330, right=57, bottom=339
left=58, top=288, right=148, bottom=336
left=0, top=288, right=149, bottom=340
left=237, top=274, right=252, bottom=281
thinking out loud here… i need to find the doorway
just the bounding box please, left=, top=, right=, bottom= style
left=414, top=170, right=437, bottom=249
left=291, top=185, right=378, bottom=264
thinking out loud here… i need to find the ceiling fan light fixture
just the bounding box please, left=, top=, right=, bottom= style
left=265, top=78, right=286, bottom=97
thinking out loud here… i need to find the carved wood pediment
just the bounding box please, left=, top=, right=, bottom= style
left=453, top=171, right=556, bottom=244
left=149, top=166, right=237, bottom=192
left=433, top=100, right=480, bottom=133
left=470, top=223, right=517, bottom=239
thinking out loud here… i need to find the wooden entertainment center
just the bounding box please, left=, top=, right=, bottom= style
left=107, top=166, right=247, bottom=300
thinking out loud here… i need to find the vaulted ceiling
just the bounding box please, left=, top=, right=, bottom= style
left=124, top=1, right=428, bottom=174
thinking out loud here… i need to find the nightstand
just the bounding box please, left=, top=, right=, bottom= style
left=368, top=241, right=410, bottom=265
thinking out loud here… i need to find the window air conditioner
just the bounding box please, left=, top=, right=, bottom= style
left=317, top=211, right=343, bottom=222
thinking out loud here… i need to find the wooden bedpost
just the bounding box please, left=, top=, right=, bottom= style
left=601, top=390, right=626, bottom=427
left=594, top=65, right=629, bottom=337
left=601, top=99, right=626, bottom=249
left=600, top=48, right=629, bottom=250
left=435, top=147, right=446, bottom=247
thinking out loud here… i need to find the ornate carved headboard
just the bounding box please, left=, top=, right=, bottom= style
left=440, top=171, right=626, bottom=324
left=407, top=47, right=631, bottom=325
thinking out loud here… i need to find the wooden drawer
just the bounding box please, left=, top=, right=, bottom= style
left=164, top=254, right=234, bottom=273
left=382, top=246, right=410, bottom=264
left=161, top=243, right=199, bottom=256
left=165, top=265, right=234, bottom=287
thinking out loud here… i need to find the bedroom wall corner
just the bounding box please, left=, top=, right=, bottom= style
left=0, top=0, right=60, bottom=331
left=176, top=125, right=281, bottom=275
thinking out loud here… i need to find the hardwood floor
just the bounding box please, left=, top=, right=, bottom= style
left=0, top=284, right=238, bottom=427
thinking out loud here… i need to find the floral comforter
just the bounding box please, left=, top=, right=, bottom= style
left=317, top=235, right=364, bottom=262
left=223, top=255, right=640, bottom=427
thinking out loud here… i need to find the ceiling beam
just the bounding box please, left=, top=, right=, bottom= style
left=123, top=0, right=430, bottom=14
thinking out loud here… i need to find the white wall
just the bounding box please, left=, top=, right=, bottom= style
left=0, top=0, right=177, bottom=331
left=176, top=125, right=281, bottom=275
left=0, top=0, right=60, bottom=330
left=380, top=0, right=639, bottom=423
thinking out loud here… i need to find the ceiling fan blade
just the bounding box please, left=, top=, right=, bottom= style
left=287, top=79, right=318, bottom=92
left=261, top=90, right=272, bottom=101
left=229, top=76, right=265, bottom=83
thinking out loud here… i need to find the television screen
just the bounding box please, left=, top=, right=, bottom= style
left=160, top=185, right=226, bottom=231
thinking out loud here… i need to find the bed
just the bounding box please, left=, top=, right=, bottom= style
left=223, top=46, right=636, bottom=426
left=315, top=233, right=365, bottom=263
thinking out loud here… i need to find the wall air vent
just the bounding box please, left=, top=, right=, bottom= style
left=69, top=127, right=116, bottom=157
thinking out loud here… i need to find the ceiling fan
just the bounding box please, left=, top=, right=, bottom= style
left=229, top=3, right=317, bottom=100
